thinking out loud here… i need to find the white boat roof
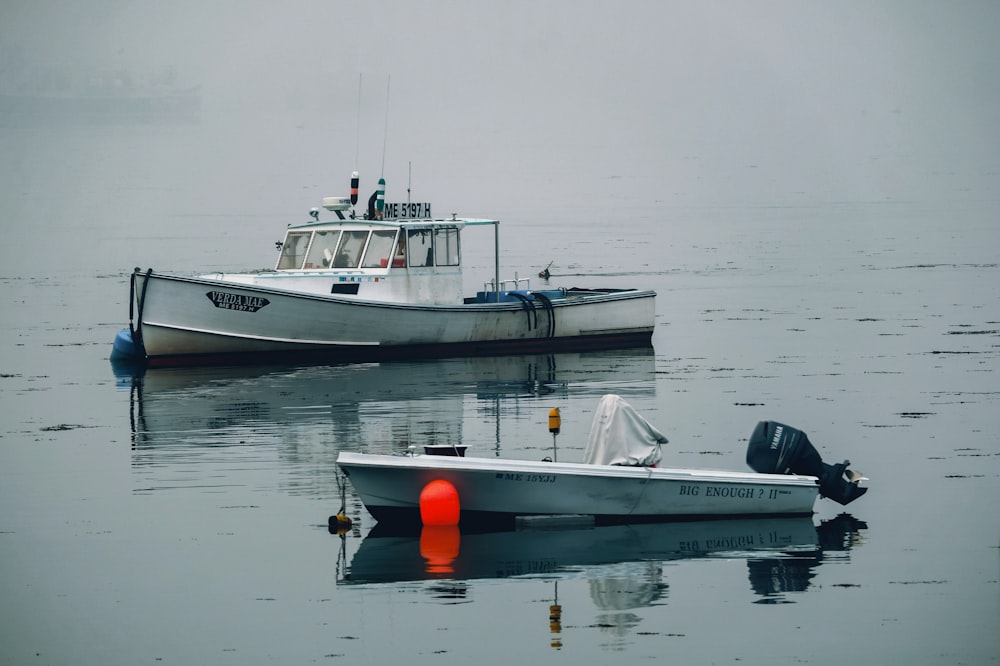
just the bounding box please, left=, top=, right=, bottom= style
left=287, top=217, right=499, bottom=232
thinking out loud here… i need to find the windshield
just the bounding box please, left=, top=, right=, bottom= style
left=361, top=229, right=398, bottom=268
left=277, top=231, right=312, bottom=269
left=304, top=230, right=341, bottom=269
left=277, top=227, right=418, bottom=270
left=331, top=230, right=369, bottom=268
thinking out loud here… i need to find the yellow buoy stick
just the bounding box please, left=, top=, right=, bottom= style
left=548, top=407, right=561, bottom=462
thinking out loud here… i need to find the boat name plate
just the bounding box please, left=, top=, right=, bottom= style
left=205, top=291, right=271, bottom=312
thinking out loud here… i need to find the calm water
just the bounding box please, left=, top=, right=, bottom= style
left=2, top=113, right=999, bottom=664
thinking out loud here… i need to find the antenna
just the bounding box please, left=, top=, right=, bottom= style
left=380, top=75, right=391, bottom=177
left=351, top=74, right=362, bottom=211
left=354, top=73, right=362, bottom=170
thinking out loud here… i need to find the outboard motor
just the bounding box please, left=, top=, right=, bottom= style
left=747, top=421, right=867, bottom=506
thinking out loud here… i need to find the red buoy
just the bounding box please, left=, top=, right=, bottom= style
left=419, top=479, right=460, bottom=526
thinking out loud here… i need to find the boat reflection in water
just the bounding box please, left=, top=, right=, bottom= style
left=116, top=349, right=656, bottom=496
left=336, top=514, right=867, bottom=613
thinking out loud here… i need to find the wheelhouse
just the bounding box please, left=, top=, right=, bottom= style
left=275, top=222, right=462, bottom=272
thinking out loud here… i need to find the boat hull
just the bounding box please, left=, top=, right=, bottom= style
left=336, top=452, right=820, bottom=527
left=125, top=270, right=656, bottom=366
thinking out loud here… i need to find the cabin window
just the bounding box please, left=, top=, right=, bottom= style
left=332, top=230, right=369, bottom=268
left=407, top=229, right=433, bottom=267
left=392, top=230, right=407, bottom=266
left=304, top=230, right=341, bottom=269
left=433, top=227, right=460, bottom=266
left=277, top=231, right=312, bottom=269
left=361, top=229, right=398, bottom=268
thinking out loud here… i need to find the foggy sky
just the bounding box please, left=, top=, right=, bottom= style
left=2, top=0, right=998, bottom=209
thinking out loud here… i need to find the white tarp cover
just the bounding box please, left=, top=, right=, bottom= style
left=582, top=394, right=668, bottom=466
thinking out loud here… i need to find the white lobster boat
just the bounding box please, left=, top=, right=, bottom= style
left=111, top=191, right=655, bottom=367
left=336, top=395, right=868, bottom=528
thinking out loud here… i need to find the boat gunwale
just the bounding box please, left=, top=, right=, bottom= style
left=137, top=270, right=658, bottom=312
left=335, top=451, right=820, bottom=487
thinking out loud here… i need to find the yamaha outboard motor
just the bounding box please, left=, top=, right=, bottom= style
left=747, top=421, right=867, bottom=506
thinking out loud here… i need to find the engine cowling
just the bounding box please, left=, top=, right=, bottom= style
left=747, top=421, right=867, bottom=506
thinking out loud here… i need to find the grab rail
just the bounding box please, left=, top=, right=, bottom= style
left=483, top=274, right=531, bottom=294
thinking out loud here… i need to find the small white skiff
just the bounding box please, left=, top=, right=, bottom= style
left=336, top=451, right=821, bottom=527
left=336, top=395, right=869, bottom=528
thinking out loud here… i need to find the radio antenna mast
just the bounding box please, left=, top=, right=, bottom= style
left=380, top=75, right=391, bottom=177
left=354, top=74, right=362, bottom=169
